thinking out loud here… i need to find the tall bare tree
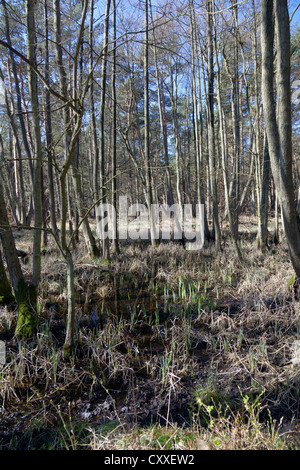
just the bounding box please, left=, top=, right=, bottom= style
left=206, top=0, right=221, bottom=249
left=98, top=0, right=111, bottom=259
left=144, top=0, right=156, bottom=246
left=27, top=0, right=43, bottom=294
left=261, top=0, right=300, bottom=278
left=111, top=0, right=119, bottom=253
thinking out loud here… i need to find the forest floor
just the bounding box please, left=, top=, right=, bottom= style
left=1, top=215, right=300, bottom=450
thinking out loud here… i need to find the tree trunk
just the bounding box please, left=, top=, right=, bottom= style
left=231, top=0, right=240, bottom=239
left=63, top=249, right=76, bottom=357
left=98, top=0, right=111, bottom=259
left=27, top=0, right=43, bottom=292
left=1, top=0, right=34, bottom=185
left=0, top=176, right=37, bottom=336
left=0, top=249, right=14, bottom=304
left=89, top=0, right=99, bottom=207
left=144, top=0, right=156, bottom=246
left=169, top=60, right=183, bottom=217
left=206, top=0, right=221, bottom=249
left=43, top=0, right=58, bottom=236
left=257, top=133, right=271, bottom=250
left=150, top=2, right=174, bottom=208
left=213, top=0, right=241, bottom=259
left=261, top=0, right=300, bottom=278
left=53, top=0, right=99, bottom=257
left=111, top=0, right=119, bottom=253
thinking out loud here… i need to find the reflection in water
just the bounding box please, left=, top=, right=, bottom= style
left=45, top=262, right=216, bottom=336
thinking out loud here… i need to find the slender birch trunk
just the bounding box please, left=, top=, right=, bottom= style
left=169, top=60, right=183, bottom=217
left=44, top=0, right=58, bottom=236
left=150, top=1, right=174, bottom=207
left=144, top=0, right=156, bottom=246
left=98, top=0, right=111, bottom=259
left=1, top=0, right=34, bottom=185
left=27, top=0, right=43, bottom=298
left=89, top=0, right=99, bottom=205
left=213, top=0, right=241, bottom=258
left=111, top=0, right=119, bottom=253
left=53, top=0, right=99, bottom=258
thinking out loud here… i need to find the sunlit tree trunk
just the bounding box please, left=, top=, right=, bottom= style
left=150, top=1, right=174, bottom=208
left=89, top=0, right=98, bottom=206
left=206, top=0, right=221, bottom=249
left=189, top=0, right=202, bottom=215
left=144, top=0, right=156, bottom=246
left=53, top=0, right=99, bottom=258
left=231, top=0, right=240, bottom=239
left=43, top=0, right=58, bottom=236
left=26, top=0, right=43, bottom=322
left=111, top=0, right=119, bottom=253
left=261, top=0, right=300, bottom=278
left=98, top=0, right=111, bottom=259
left=1, top=0, right=33, bottom=186
left=213, top=0, right=241, bottom=259
left=169, top=60, right=183, bottom=216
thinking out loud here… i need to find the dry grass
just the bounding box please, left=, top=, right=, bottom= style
left=1, top=216, right=300, bottom=449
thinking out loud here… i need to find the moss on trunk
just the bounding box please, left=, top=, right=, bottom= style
left=15, top=279, right=38, bottom=337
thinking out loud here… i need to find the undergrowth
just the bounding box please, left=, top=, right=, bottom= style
left=1, top=217, right=300, bottom=449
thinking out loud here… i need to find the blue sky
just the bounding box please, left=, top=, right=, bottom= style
left=290, top=0, right=300, bottom=28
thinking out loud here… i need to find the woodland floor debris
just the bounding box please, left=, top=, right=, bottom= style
left=0, top=217, right=300, bottom=449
